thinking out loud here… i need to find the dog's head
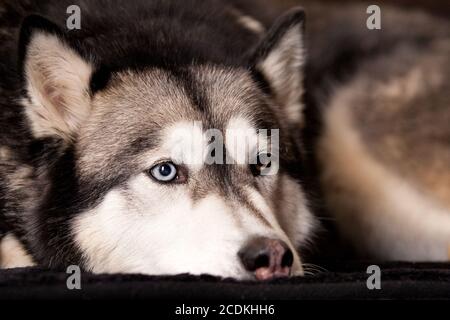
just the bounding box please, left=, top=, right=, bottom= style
left=18, top=9, right=316, bottom=280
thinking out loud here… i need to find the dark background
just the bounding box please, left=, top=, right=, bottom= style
left=318, top=0, right=450, bottom=17
left=234, top=0, right=450, bottom=24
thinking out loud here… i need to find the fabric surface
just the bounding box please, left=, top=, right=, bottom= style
left=0, top=262, right=449, bottom=300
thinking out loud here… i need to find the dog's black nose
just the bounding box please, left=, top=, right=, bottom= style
left=238, top=237, right=293, bottom=280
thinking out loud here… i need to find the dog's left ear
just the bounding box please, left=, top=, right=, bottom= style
left=251, top=8, right=305, bottom=125
left=19, top=15, right=93, bottom=143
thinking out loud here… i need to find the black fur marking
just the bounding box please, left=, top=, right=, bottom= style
left=169, top=68, right=210, bottom=114
left=89, top=65, right=112, bottom=94
left=18, top=15, right=64, bottom=69
left=249, top=68, right=273, bottom=97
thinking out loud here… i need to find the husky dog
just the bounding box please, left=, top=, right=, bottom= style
left=302, top=2, right=450, bottom=261
left=0, top=0, right=316, bottom=279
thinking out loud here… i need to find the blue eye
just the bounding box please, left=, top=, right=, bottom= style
left=150, top=162, right=177, bottom=182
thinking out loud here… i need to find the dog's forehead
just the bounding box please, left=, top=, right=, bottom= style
left=83, top=65, right=265, bottom=135
left=76, top=65, right=272, bottom=179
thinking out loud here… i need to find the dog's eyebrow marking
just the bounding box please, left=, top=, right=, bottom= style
left=225, top=116, right=258, bottom=165
left=163, top=121, right=207, bottom=169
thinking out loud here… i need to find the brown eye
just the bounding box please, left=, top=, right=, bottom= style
left=250, top=153, right=272, bottom=176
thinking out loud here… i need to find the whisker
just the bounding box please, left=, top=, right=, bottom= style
left=302, top=263, right=328, bottom=274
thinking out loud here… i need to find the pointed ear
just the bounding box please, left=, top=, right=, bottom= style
left=251, top=8, right=306, bottom=125
left=19, top=15, right=93, bottom=142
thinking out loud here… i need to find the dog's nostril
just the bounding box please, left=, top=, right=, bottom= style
left=254, top=252, right=270, bottom=269
left=239, top=246, right=269, bottom=272
left=281, top=248, right=294, bottom=268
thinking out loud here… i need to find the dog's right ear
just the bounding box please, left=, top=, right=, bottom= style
left=250, top=8, right=306, bottom=126
left=19, top=15, right=93, bottom=143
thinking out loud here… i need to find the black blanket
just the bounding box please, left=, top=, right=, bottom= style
left=1, top=262, right=449, bottom=300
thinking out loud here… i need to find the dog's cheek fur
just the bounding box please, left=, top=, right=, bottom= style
left=275, top=175, right=317, bottom=250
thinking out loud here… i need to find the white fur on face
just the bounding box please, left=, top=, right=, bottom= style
left=72, top=175, right=303, bottom=278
